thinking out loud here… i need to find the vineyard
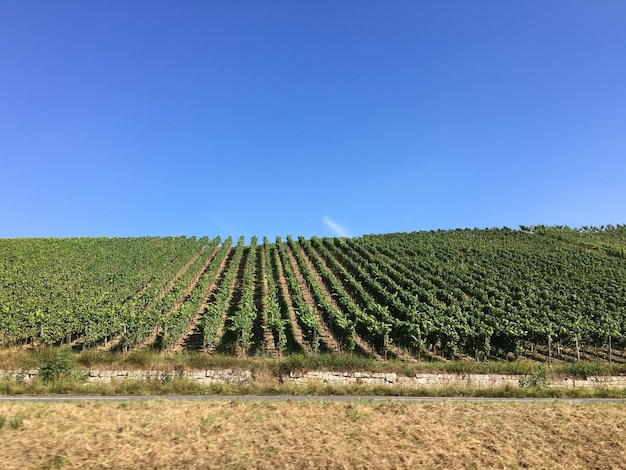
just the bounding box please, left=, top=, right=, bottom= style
left=1, top=226, right=626, bottom=364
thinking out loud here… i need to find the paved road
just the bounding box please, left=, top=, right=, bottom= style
left=1, top=395, right=624, bottom=403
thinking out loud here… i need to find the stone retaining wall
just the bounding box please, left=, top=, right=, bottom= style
left=84, top=369, right=253, bottom=385
left=283, top=370, right=626, bottom=388
left=0, top=369, right=253, bottom=385
left=2, top=369, right=626, bottom=388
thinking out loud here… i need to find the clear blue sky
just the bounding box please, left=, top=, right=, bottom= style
left=2, top=1, right=625, bottom=241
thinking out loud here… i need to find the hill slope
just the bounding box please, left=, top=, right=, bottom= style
left=1, top=225, right=625, bottom=362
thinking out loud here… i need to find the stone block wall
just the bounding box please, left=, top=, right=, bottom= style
left=1, top=368, right=625, bottom=388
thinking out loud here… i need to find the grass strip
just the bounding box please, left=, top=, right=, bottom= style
left=1, top=348, right=624, bottom=377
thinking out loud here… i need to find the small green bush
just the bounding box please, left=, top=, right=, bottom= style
left=518, top=365, right=549, bottom=388
left=39, top=348, right=87, bottom=383
left=563, top=361, right=609, bottom=379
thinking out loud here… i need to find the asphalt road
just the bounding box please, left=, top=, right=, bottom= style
left=1, top=395, right=624, bottom=403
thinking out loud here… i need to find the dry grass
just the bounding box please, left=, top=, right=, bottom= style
left=0, top=400, right=624, bottom=469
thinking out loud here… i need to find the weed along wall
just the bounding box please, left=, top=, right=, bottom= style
left=2, top=368, right=626, bottom=389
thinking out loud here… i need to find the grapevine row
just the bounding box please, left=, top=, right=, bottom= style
left=225, top=236, right=258, bottom=352
left=263, top=237, right=287, bottom=354
left=275, top=237, right=322, bottom=352
left=161, top=237, right=231, bottom=349
left=199, top=236, right=243, bottom=351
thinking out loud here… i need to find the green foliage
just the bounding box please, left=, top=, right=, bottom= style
left=226, top=236, right=258, bottom=351
left=263, top=237, right=287, bottom=354
left=2, top=225, right=626, bottom=362
left=564, top=361, right=610, bottom=379
left=124, top=236, right=221, bottom=349
left=289, top=236, right=355, bottom=352
left=0, top=236, right=209, bottom=347
left=199, top=236, right=241, bottom=350
left=518, top=365, right=549, bottom=388
left=39, top=348, right=86, bottom=383
left=275, top=237, right=322, bottom=352
left=160, top=237, right=226, bottom=350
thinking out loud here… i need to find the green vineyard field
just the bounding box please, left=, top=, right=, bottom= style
left=1, top=225, right=625, bottom=364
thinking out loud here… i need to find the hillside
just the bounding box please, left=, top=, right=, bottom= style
left=1, top=225, right=625, bottom=363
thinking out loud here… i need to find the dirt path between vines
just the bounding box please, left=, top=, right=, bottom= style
left=136, top=245, right=220, bottom=351
left=156, top=251, right=204, bottom=300
left=300, top=244, right=382, bottom=360
left=272, top=244, right=309, bottom=353
left=128, top=252, right=183, bottom=303
left=310, top=244, right=413, bottom=361
left=253, top=246, right=277, bottom=356
left=173, top=246, right=232, bottom=353
left=94, top=248, right=206, bottom=352
left=285, top=245, right=340, bottom=353
left=201, top=247, right=245, bottom=354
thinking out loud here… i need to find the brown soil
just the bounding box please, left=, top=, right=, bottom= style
left=203, top=247, right=246, bottom=354
left=1, top=400, right=624, bottom=469
left=305, top=244, right=385, bottom=360
left=216, top=246, right=252, bottom=355
left=127, top=253, right=179, bottom=302
left=95, top=249, right=206, bottom=352
left=174, top=246, right=232, bottom=353
left=157, top=250, right=204, bottom=301
left=137, top=245, right=220, bottom=351
left=311, top=244, right=416, bottom=362
left=252, top=246, right=277, bottom=356
left=285, top=245, right=340, bottom=353
left=272, top=244, right=310, bottom=353
left=130, top=280, right=152, bottom=301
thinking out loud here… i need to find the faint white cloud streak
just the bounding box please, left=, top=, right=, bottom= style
left=323, top=216, right=349, bottom=237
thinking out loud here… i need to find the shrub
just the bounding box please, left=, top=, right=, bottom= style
left=39, top=348, right=86, bottom=383
left=518, top=365, right=549, bottom=388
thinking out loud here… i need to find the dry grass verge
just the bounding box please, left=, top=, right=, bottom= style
left=0, top=400, right=624, bottom=469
